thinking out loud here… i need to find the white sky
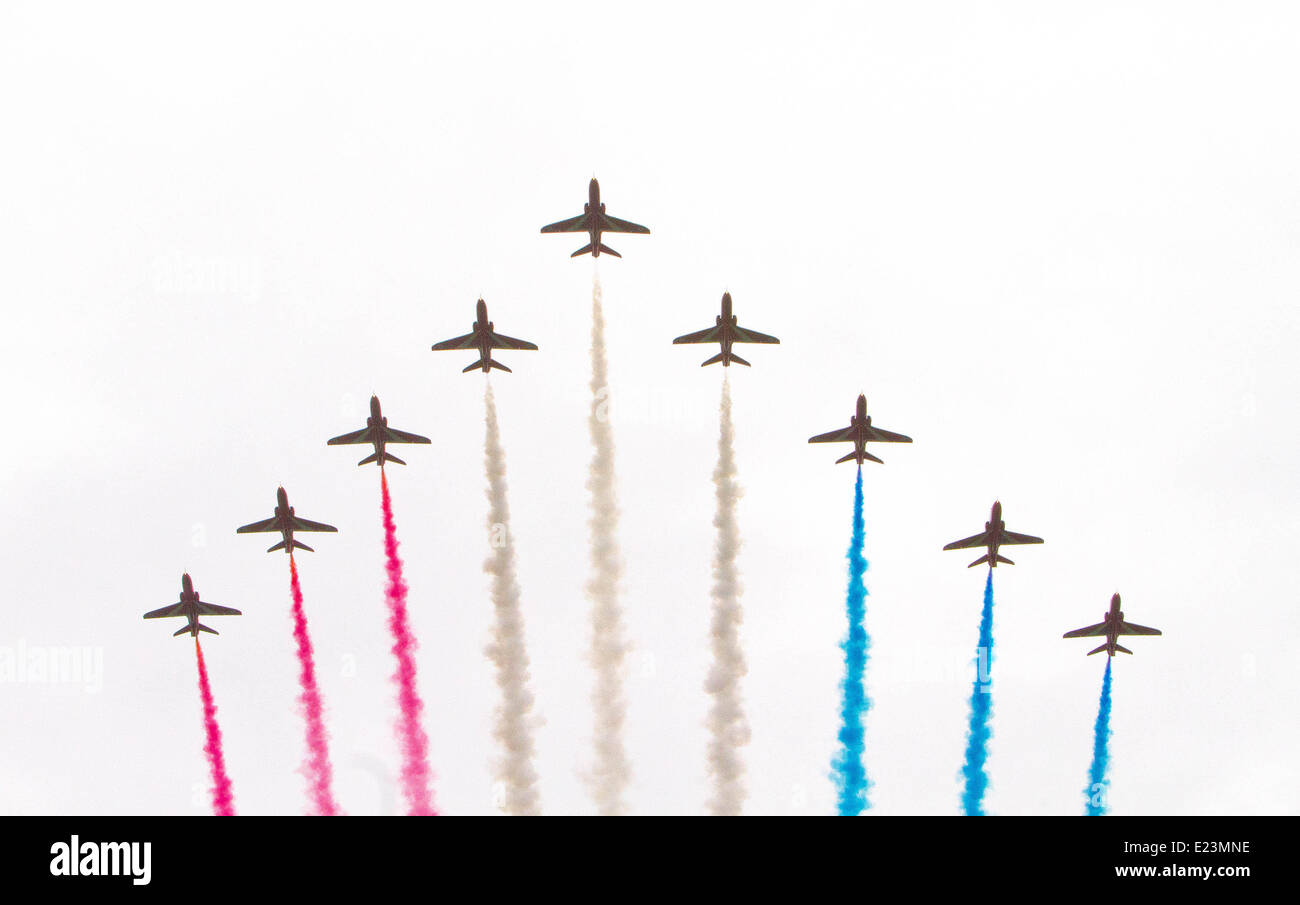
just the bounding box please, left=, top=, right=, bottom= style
left=1, top=1, right=1297, bottom=815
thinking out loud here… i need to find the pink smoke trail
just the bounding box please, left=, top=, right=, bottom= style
left=194, top=639, right=236, bottom=816
left=380, top=468, right=438, bottom=815
left=288, top=553, right=342, bottom=816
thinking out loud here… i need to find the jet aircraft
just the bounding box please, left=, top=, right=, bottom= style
left=431, top=299, right=538, bottom=373
left=143, top=573, right=241, bottom=638
left=672, top=292, right=779, bottom=367
left=327, top=395, right=430, bottom=467
left=943, top=501, right=1044, bottom=568
left=1063, top=593, right=1162, bottom=656
left=540, top=178, right=649, bottom=258
left=236, top=487, right=337, bottom=553
left=808, top=394, right=912, bottom=465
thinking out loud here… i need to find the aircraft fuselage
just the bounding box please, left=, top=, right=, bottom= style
left=848, top=395, right=872, bottom=464
left=469, top=299, right=502, bottom=372
left=585, top=178, right=606, bottom=255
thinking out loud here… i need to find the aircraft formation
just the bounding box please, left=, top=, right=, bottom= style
left=142, top=177, right=1161, bottom=815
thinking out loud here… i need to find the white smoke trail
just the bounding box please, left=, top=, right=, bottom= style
left=705, top=373, right=750, bottom=815
left=586, top=273, right=631, bottom=815
left=482, top=379, right=541, bottom=816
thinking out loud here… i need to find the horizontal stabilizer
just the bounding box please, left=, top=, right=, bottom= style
left=462, top=359, right=486, bottom=373
left=1087, top=642, right=1108, bottom=656
left=173, top=624, right=192, bottom=637
left=968, top=553, right=991, bottom=568
left=570, top=243, right=594, bottom=257
left=383, top=453, right=405, bottom=466
left=836, top=450, right=882, bottom=465
left=1114, top=644, right=1132, bottom=655
left=597, top=243, right=621, bottom=257
left=268, top=539, right=314, bottom=553
left=726, top=352, right=751, bottom=367
left=996, top=554, right=1015, bottom=566
left=701, top=352, right=726, bottom=367
left=487, top=359, right=512, bottom=373
left=358, top=451, right=380, bottom=466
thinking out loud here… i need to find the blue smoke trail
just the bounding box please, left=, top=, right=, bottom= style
left=1084, top=659, right=1114, bottom=816
left=831, top=468, right=870, bottom=815
left=960, top=570, right=995, bottom=815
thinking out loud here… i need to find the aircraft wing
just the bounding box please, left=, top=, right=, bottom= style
left=943, top=531, right=993, bottom=551
left=431, top=332, right=479, bottom=351
left=673, top=326, right=721, bottom=345
left=1000, top=529, right=1044, bottom=546
left=197, top=603, right=242, bottom=617
left=540, top=214, right=589, bottom=233
left=808, top=426, right=856, bottom=443
left=143, top=603, right=187, bottom=619
left=291, top=516, right=337, bottom=533
left=236, top=517, right=280, bottom=534
left=598, top=213, right=650, bottom=234
left=1118, top=621, right=1162, bottom=636
left=327, top=427, right=371, bottom=446
left=488, top=331, right=539, bottom=351
left=864, top=426, right=913, bottom=444
left=384, top=426, right=432, bottom=445
left=732, top=325, right=780, bottom=344
left=1063, top=622, right=1110, bottom=638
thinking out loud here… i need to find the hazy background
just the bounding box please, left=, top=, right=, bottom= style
left=1, top=1, right=1296, bottom=815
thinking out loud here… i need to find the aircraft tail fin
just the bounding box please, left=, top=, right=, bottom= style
left=173, top=624, right=194, bottom=637
left=486, top=359, right=512, bottom=373
left=967, top=553, right=992, bottom=568
left=727, top=352, right=751, bottom=367
left=701, top=352, right=726, bottom=367
left=1087, top=642, right=1109, bottom=656
left=462, top=359, right=487, bottom=373
left=1114, top=643, right=1133, bottom=655
left=597, top=242, right=621, bottom=258
left=268, top=538, right=313, bottom=553
left=996, top=554, right=1015, bottom=566
left=197, top=623, right=217, bottom=635
left=570, top=243, right=594, bottom=257
left=358, top=451, right=380, bottom=466
left=267, top=539, right=288, bottom=553
left=383, top=452, right=406, bottom=466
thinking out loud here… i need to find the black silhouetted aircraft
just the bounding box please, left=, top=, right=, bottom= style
left=431, top=299, right=538, bottom=373
left=328, top=395, right=430, bottom=467
left=808, top=394, right=912, bottom=465
left=1063, top=594, right=1162, bottom=656
left=673, top=292, right=779, bottom=367
left=143, top=573, right=241, bottom=638
left=540, top=178, right=649, bottom=258
left=943, top=501, right=1044, bottom=568
left=236, top=487, right=337, bottom=553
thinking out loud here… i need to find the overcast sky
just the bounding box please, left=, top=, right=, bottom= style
left=1, top=1, right=1297, bottom=815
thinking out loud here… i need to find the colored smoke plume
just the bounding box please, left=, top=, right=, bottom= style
left=288, top=554, right=342, bottom=816
left=380, top=469, right=438, bottom=816
left=194, top=638, right=236, bottom=816
left=831, top=468, right=871, bottom=815
left=1084, top=658, right=1114, bottom=816
left=960, top=570, right=996, bottom=815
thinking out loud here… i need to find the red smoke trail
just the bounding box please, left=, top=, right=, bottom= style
left=194, top=639, right=236, bottom=816
left=380, top=468, right=438, bottom=815
left=288, top=553, right=342, bottom=815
